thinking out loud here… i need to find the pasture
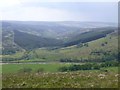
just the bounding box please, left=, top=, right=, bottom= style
left=2, top=63, right=71, bottom=73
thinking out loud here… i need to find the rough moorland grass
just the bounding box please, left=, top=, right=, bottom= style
left=2, top=68, right=118, bottom=88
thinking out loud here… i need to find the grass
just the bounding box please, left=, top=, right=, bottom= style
left=101, top=66, right=118, bottom=72
left=2, top=51, right=25, bottom=58
left=2, top=57, right=119, bottom=87
left=2, top=63, right=71, bottom=73
left=0, top=65, right=1, bottom=89
left=2, top=67, right=118, bottom=88
left=58, top=34, right=118, bottom=59
left=2, top=61, right=118, bottom=88
left=21, top=34, right=118, bottom=62
left=1, top=32, right=119, bottom=88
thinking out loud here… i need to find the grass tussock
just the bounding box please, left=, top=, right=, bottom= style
left=2, top=70, right=118, bottom=88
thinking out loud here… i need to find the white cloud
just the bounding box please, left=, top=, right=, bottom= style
left=0, top=0, right=86, bottom=21
left=1, top=6, right=84, bottom=21
left=0, top=0, right=118, bottom=8
left=0, top=0, right=117, bottom=22
left=0, top=0, right=21, bottom=8
left=0, top=0, right=118, bottom=9
left=21, top=0, right=119, bottom=2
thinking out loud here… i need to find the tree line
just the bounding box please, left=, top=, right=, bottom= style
left=58, top=61, right=118, bottom=72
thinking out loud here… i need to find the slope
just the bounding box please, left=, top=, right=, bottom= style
left=14, top=30, right=63, bottom=50
left=2, top=31, right=118, bottom=63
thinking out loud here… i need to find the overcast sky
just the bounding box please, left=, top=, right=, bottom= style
left=0, top=0, right=118, bottom=22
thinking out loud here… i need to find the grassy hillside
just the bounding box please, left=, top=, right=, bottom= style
left=14, top=30, right=63, bottom=50
left=27, top=32, right=118, bottom=62
left=2, top=21, right=117, bottom=54
left=2, top=21, right=85, bottom=39
left=2, top=30, right=24, bottom=55
left=64, top=27, right=115, bottom=46
left=2, top=32, right=118, bottom=63
left=58, top=32, right=118, bottom=61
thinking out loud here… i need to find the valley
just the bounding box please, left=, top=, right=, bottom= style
left=2, top=30, right=118, bottom=63
left=1, top=21, right=119, bottom=88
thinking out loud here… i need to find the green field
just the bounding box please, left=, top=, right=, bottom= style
left=2, top=63, right=118, bottom=73
left=2, top=63, right=72, bottom=73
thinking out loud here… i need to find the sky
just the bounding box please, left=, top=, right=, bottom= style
left=0, top=0, right=118, bottom=22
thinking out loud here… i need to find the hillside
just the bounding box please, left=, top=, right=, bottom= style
left=28, top=32, right=118, bottom=62
left=2, top=21, right=84, bottom=40
left=2, top=30, right=24, bottom=55
left=2, top=21, right=118, bottom=63
left=14, top=30, right=63, bottom=50
left=2, top=21, right=117, bottom=40
left=64, top=27, right=116, bottom=46
left=2, top=21, right=117, bottom=54
left=2, top=31, right=118, bottom=63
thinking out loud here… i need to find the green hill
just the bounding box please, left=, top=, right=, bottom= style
left=64, top=27, right=116, bottom=46
left=2, top=21, right=117, bottom=55
left=2, top=21, right=118, bottom=63
left=14, top=30, right=63, bottom=50
left=2, top=31, right=118, bottom=63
